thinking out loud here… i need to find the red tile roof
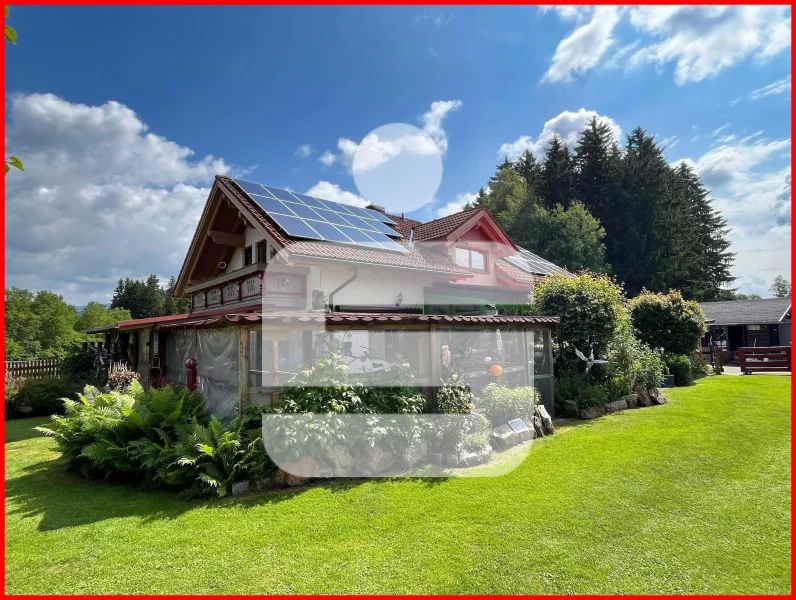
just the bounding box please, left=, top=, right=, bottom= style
left=413, top=207, right=482, bottom=241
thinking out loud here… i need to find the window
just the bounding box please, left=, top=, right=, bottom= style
left=244, top=245, right=253, bottom=266
left=455, top=247, right=486, bottom=270
left=256, top=241, right=267, bottom=264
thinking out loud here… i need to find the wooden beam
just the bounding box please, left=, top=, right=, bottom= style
left=208, top=230, right=245, bottom=247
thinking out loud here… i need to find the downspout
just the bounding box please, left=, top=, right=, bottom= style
left=327, top=266, right=358, bottom=312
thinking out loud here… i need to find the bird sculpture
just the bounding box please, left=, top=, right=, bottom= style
left=574, top=347, right=609, bottom=374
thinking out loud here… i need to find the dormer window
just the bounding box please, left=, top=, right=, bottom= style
left=455, top=247, right=486, bottom=271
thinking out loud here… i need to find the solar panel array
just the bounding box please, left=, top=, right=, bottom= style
left=231, top=179, right=407, bottom=253
left=505, top=247, right=571, bottom=276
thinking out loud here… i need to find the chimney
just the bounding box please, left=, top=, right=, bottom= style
left=366, top=202, right=386, bottom=214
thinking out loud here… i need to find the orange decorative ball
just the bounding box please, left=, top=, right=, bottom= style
left=489, top=364, right=503, bottom=377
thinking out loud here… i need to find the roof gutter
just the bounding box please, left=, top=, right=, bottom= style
left=287, top=252, right=472, bottom=279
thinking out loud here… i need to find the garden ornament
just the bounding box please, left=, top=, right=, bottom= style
left=574, top=347, right=609, bottom=374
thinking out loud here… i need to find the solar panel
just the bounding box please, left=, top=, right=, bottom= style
left=263, top=185, right=300, bottom=203
left=365, top=219, right=402, bottom=238
left=303, top=220, right=353, bottom=243
left=362, top=207, right=396, bottom=224
left=268, top=214, right=324, bottom=240
left=313, top=209, right=353, bottom=227
left=505, top=247, right=570, bottom=276
left=281, top=201, right=323, bottom=221
left=230, top=178, right=407, bottom=253
left=251, top=195, right=297, bottom=217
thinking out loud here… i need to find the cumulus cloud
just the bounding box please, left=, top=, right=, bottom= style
left=319, top=99, right=461, bottom=170
left=543, top=6, right=791, bottom=85
left=4, top=93, right=236, bottom=304
left=542, top=6, right=621, bottom=83
left=678, top=131, right=792, bottom=294
left=305, top=181, right=367, bottom=207
left=436, top=192, right=477, bottom=217
left=498, top=108, right=622, bottom=159
left=294, top=144, right=314, bottom=158
left=626, top=6, right=791, bottom=85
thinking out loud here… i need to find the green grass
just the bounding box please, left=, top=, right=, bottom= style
left=5, top=375, right=791, bottom=594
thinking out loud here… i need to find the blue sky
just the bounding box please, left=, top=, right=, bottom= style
left=4, top=5, right=791, bottom=302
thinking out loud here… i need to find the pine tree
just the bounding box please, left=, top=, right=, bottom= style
left=513, top=150, right=544, bottom=198
left=540, top=136, right=575, bottom=209
left=574, top=116, right=618, bottom=220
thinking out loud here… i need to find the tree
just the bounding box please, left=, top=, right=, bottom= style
left=733, top=293, right=762, bottom=301
left=540, top=136, right=575, bottom=209
left=529, top=201, right=607, bottom=273
left=4, top=7, right=22, bottom=176
left=31, top=291, right=81, bottom=358
left=770, top=276, right=791, bottom=298
left=5, top=288, right=41, bottom=360
left=629, top=290, right=706, bottom=356
left=74, top=302, right=132, bottom=337
left=111, top=274, right=189, bottom=318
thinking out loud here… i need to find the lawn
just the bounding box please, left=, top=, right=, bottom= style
left=5, top=375, right=791, bottom=594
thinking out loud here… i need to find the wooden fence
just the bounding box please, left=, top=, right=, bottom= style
left=738, top=346, right=791, bottom=374
left=5, top=359, right=60, bottom=379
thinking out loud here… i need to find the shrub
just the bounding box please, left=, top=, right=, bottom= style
left=665, top=354, right=693, bottom=386
left=35, top=383, right=268, bottom=497
left=60, top=345, right=97, bottom=383
left=477, top=384, right=538, bottom=426
left=357, top=365, right=425, bottom=414
left=436, top=378, right=473, bottom=414
left=430, top=413, right=490, bottom=457
left=9, top=377, right=78, bottom=418
left=277, top=353, right=364, bottom=414
left=630, top=290, right=706, bottom=356
left=694, top=357, right=712, bottom=376
left=606, top=310, right=666, bottom=395
left=532, top=272, right=625, bottom=376
left=107, top=362, right=140, bottom=392
left=4, top=373, right=26, bottom=417
left=555, top=374, right=610, bottom=408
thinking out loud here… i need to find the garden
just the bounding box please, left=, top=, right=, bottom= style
left=5, top=374, right=791, bottom=594
left=9, top=273, right=714, bottom=497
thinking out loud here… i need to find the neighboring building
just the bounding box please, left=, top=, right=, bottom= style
left=87, top=176, right=567, bottom=417
left=699, top=297, right=792, bottom=362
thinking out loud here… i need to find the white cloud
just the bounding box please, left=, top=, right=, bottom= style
left=499, top=108, right=622, bottom=160
left=319, top=100, right=461, bottom=169
left=748, top=74, right=792, bottom=101
left=543, top=6, right=791, bottom=85
left=436, top=192, right=477, bottom=217
left=539, top=6, right=591, bottom=22
left=712, top=123, right=730, bottom=136
left=4, top=93, right=235, bottom=304
left=294, top=144, right=314, bottom=158
left=679, top=133, right=791, bottom=293
left=542, top=6, right=621, bottom=83
left=318, top=150, right=337, bottom=167
left=627, top=6, right=791, bottom=85
left=305, top=181, right=367, bottom=207
left=660, top=135, right=679, bottom=149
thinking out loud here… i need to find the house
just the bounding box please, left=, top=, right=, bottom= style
left=699, top=297, right=792, bottom=362
left=86, top=176, right=567, bottom=417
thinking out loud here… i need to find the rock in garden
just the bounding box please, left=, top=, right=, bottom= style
left=491, top=424, right=520, bottom=450
left=445, top=453, right=461, bottom=467
left=649, top=388, right=668, bottom=405
left=532, top=415, right=544, bottom=437
left=562, top=400, right=579, bottom=419
left=462, top=451, right=482, bottom=467
left=327, top=444, right=356, bottom=476
left=620, top=393, right=639, bottom=409
left=402, top=438, right=428, bottom=467
left=634, top=384, right=651, bottom=407
left=362, top=446, right=395, bottom=476
left=230, top=480, right=250, bottom=497
left=579, top=405, right=605, bottom=420
left=605, top=398, right=629, bottom=414
left=273, top=456, right=329, bottom=487
left=535, top=405, right=555, bottom=435
left=516, top=426, right=533, bottom=442
left=428, top=452, right=443, bottom=465
left=478, top=446, right=492, bottom=464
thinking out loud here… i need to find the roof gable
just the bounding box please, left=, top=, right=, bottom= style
left=699, top=297, right=792, bottom=325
